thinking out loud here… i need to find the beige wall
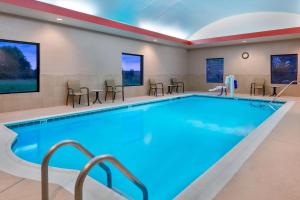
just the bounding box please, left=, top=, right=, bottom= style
left=0, top=14, right=188, bottom=112
left=187, top=39, right=300, bottom=96
left=1, top=14, right=300, bottom=113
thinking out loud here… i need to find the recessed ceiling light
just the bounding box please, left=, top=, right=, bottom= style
left=56, top=18, right=63, bottom=21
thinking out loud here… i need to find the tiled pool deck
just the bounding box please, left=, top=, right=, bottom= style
left=0, top=170, right=72, bottom=200
left=0, top=92, right=300, bottom=200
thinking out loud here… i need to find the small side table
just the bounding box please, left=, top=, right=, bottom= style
left=91, top=89, right=103, bottom=104
left=270, top=86, right=280, bottom=97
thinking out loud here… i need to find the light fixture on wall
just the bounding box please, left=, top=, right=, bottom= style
left=56, top=18, right=63, bottom=21
left=153, top=39, right=158, bottom=42
left=242, top=52, right=249, bottom=59
left=242, top=40, right=247, bottom=43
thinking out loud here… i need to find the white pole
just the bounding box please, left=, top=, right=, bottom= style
left=230, top=75, right=235, bottom=97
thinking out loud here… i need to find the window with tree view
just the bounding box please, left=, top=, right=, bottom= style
left=206, top=58, right=224, bottom=83
left=122, top=53, right=143, bottom=86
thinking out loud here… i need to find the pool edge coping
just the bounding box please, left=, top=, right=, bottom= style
left=3, top=93, right=284, bottom=127
left=0, top=93, right=291, bottom=199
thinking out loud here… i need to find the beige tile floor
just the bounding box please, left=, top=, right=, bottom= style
left=0, top=92, right=300, bottom=200
left=0, top=171, right=72, bottom=200
left=0, top=94, right=174, bottom=123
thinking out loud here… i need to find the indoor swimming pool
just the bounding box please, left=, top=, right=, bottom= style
left=8, top=95, right=283, bottom=199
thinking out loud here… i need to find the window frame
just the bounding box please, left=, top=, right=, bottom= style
left=270, top=54, right=298, bottom=85
left=121, top=52, right=144, bottom=87
left=206, top=58, right=224, bottom=83
left=0, top=38, right=40, bottom=94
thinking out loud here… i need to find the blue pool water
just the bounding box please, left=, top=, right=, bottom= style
left=10, top=96, right=282, bottom=199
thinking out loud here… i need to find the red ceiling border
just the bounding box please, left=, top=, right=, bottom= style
left=1, top=0, right=192, bottom=45
left=2, top=0, right=300, bottom=46
left=191, top=27, right=300, bottom=45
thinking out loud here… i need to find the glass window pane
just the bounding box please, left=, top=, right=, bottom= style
left=271, top=54, right=298, bottom=84
left=122, top=53, right=143, bottom=86
left=206, top=58, right=224, bottom=83
left=0, top=40, right=39, bottom=94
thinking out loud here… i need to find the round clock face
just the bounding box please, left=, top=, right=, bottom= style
left=242, top=52, right=249, bottom=59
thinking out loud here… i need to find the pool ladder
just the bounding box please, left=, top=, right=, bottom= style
left=41, top=140, right=148, bottom=200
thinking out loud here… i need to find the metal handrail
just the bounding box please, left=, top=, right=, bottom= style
left=41, top=140, right=112, bottom=200
left=270, top=80, right=298, bottom=103
left=75, top=155, right=148, bottom=200
left=267, top=80, right=298, bottom=110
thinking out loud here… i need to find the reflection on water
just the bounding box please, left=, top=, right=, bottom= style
left=189, top=120, right=254, bottom=136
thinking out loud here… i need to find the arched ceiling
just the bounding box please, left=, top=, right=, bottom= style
left=38, top=0, right=300, bottom=40
left=1, top=0, right=300, bottom=47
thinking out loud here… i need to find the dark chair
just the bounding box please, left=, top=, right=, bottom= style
left=171, top=78, right=184, bottom=93
left=66, top=80, right=90, bottom=108
left=149, top=79, right=164, bottom=96
left=105, top=80, right=122, bottom=102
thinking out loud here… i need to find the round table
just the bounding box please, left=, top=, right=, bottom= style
left=270, top=86, right=280, bottom=97
left=91, top=89, right=103, bottom=104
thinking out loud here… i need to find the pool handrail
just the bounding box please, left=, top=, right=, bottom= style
left=270, top=80, right=298, bottom=103
left=268, top=80, right=298, bottom=110
left=41, top=140, right=112, bottom=200
left=75, top=154, right=148, bottom=200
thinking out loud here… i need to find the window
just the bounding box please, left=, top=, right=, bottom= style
left=0, top=39, right=40, bottom=94
left=122, top=53, right=143, bottom=86
left=271, top=54, right=298, bottom=84
left=206, top=58, right=224, bottom=83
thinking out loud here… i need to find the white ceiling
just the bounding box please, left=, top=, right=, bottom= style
left=1, top=0, right=300, bottom=48
left=38, top=0, right=300, bottom=40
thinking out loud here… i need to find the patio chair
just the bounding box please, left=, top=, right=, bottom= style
left=171, top=78, right=185, bottom=93
left=105, top=80, right=122, bottom=102
left=149, top=79, right=164, bottom=96
left=66, top=80, right=90, bottom=108
left=250, top=78, right=265, bottom=96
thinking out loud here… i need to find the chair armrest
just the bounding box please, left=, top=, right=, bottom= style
left=157, top=82, right=164, bottom=87
left=149, top=83, right=156, bottom=88
left=67, top=88, right=74, bottom=94
left=80, top=87, right=89, bottom=93
left=114, top=85, right=122, bottom=92
left=105, top=85, right=114, bottom=91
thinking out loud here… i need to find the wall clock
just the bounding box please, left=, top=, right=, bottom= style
left=242, top=52, right=249, bottom=59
